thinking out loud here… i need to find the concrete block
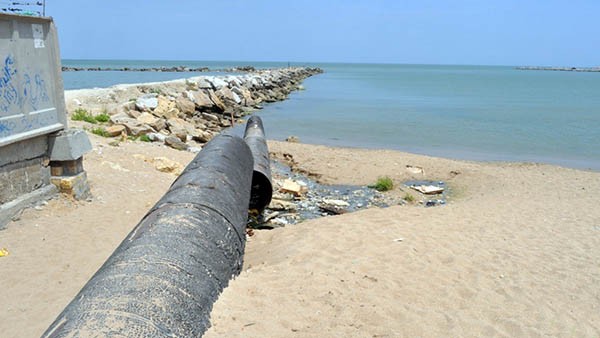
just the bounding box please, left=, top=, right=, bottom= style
left=0, top=184, right=58, bottom=230
left=48, top=129, right=92, bottom=161
left=0, top=157, right=51, bottom=204
left=51, top=171, right=91, bottom=200
left=0, top=135, right=48, bottom=167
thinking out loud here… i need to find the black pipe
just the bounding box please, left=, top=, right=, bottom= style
left=243, top=115, right=273, bottom=212
left=42, top=134, right=253, bottom=338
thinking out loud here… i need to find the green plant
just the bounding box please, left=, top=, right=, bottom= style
left=185, top=79, right=197, bottom=90
left=149, top=88, right=163, bottom=95
left=139, top=134, right=152, bottom=142
left=403, top=193, right=415, bottom=202
left=91, top=127, right=110, bottom=137
left=71, top=108, right=97, bottom=124
left=94, top=113, right=110, bottom=123
left=369, top=176, right=394, bottom=192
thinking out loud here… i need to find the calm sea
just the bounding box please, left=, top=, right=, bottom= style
left=62, top=60, right=600, bottom=170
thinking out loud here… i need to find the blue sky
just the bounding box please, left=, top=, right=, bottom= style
left=47, top=0, right=599, bottom=66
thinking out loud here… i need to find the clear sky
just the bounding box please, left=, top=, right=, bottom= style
left=46, top=0, right=599, bottom=66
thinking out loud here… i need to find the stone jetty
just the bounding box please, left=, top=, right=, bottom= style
left=516, top=66, right=600, bottom=72
left=62, top=65, right=258, bottom=73
left=65, top=67, right=323, bottom=150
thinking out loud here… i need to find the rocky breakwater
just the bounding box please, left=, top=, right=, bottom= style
left=66, top=67, right=323, bottom=150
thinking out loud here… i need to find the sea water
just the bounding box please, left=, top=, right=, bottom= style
left=62, top=60, right=600, bottom=170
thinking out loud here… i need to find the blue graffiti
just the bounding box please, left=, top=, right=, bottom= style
left=0, top=54, right=51, bottom=114
left=0, top=121, right=16, bottom=137
left=0, top=55, right=19, bottom=113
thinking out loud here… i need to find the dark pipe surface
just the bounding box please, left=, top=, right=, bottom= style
left=243, top=115, right=273, bottom=212
left=42, top=134, right=253, bottom=338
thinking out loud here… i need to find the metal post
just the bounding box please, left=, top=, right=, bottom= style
left=243, top=115, right=273, bottom=212
left=42, top=134, right=254, bottom=337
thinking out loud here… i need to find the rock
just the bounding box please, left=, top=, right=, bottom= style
left=137, top=112, right=166, bottom=131
left=268, top=199, right=297, bottom=212
left=318, top=203, right=347, bottom=215
left=188, top=90, right=215, bottom=109
left=167, top=117, right=197, bottom=141
left=280, top=179, right=305, bottom=196
left=152, top=96, right=179, bottom=119
left=105, top=125, right=126, bottom=137
left=216, top=87, right=241, bottom=105
left=165, top=136, right=188, bottom=150
left=128, top=124, right=155, bottom=137
left=201, top=112, right=219, bottom=122
left=207, top=90, right=226, bottom=111
left=196, top=78, right=213, bottom=89
left=406, top=165, right=424, bottom=175
left=175, top=96, right=196, bottom=116
left=205, top=76, right=228, bottom=89
left=193, top=130, right=214, bottom=143
left=232, top=86, right=254, bottom=105
left=151, top=157, right=183, bottom=175
left=285, top=136, right=299, bottom=143
left=109, top=112, right=133, bottom=125
left=135, top=93, right=158, bottom=111
left=147, top=132, right=167, bottom=143
left=126, top=109, right=141, bottom=118
left=322, top=199, right=350, bottom=207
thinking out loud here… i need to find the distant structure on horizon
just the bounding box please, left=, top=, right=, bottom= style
left=516, top=66, right=600, bottom=72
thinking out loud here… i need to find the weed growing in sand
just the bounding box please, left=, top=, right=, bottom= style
left=94, top=113, right=110, bottom=123
left=139, top=134, right=152, bottom=142
left=369, top=176, right=394, bottom=192
left=71, top=108, right=97, bottom=124
left=91, top=127, right=110, bottom=137
left=403, top=193, right=415, bottom=202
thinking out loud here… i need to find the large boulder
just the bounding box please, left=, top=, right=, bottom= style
left=152, top=96, right=179, bottom=119
left=196, top=78, right=213, bottom=89
left=187, top=90, right=215, bottom=110
left=216, top=87, right=241, bottom=105
left=135, top=93, right=159, bottom=111
left=231, top=86, right=254, bottom=105
left=206, top=90, right=226, bottom=111
left=167, top=117, right=197, bottom=141
left=205, top=76, right=228, bottom=89
left=175, top=96, right=196, bottom=116
left=137, top=112, right=166, bottom=131
left=164, top=136, right=188, bottom=151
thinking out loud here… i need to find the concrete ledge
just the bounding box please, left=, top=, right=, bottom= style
left=48, top=129, right=92, bottom=161
left=0, top=184, right=58, bottom=230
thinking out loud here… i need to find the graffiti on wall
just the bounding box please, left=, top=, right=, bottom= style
left=0, top=54, right=53, bottom=138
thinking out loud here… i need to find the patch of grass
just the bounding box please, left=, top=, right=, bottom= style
left=127, top=135, right=138, bottom=141
left=185, top=79, right=197, bottom=90
left=91, top=127, right=110, bottom=137
left=369, top=176, right=394, bottom=192
left=139, top=134, right=152, bottom=142
left=94, top=113, right=110, bottom=123
left=403, top=193, right=415, bottom=203
left=149, top=88, right=163, bottom=95
left=71, top=108, right=97, bottom=124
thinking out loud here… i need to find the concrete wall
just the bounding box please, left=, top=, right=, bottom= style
left=0, top=13, right=66, bottom=228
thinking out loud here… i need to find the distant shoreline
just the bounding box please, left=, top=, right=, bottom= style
left=516, top=66, right=600, bottom=72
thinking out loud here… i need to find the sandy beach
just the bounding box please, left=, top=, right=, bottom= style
left=0, top=132, right=598, bottom=337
